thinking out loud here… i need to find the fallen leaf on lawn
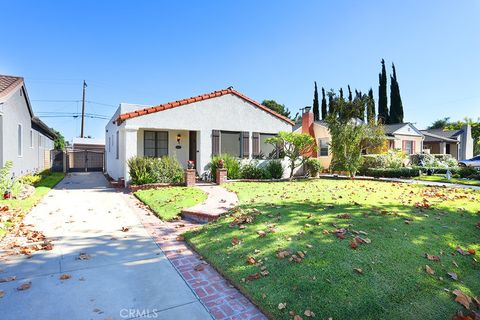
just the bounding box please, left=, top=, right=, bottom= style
left=452, top=311, right=474, bottom=320
left=306, top=244, right=313, bottom=248
left=0, top=276, right=16, bottom=283
left=17, top=282, right=31, bottom=291
left=297, top=251, right=305, bottom=259
left=355, top=236, right=371, bottom=244
left=260, top=270, right=269, bottom=276
left=246, top=256, right=256, bottom=265
left=278, top=303, right=286, bottom=310
left=425, top=265, right=435, bottom=275
left=257, top=230, right=266, bottom=238
left=277, top=250, right=291, bottom=259
left=304, top=309, right=315, bottom=317
left=456, top=247, right=471, bottom=256
left=193, top=264, right=205, bottom=272
left=121, top=226, right=129, bottom=232
left=447, top=272, right=458, bottom=280
left=231, top=237, right=240, bottom=246
left=245, top=273, right=261, bottom=281
left=350, top=240, right=358, bottom=249
left=453, top=261, right=459, bottom=268
left=294, top=315, right=303, bottom=320
left=289, top=310, right=296, bottom=316
left=468, top=248, right=476, bottom=255
left=59, top=274, right=71, bottom=280
left=453, top=289, right=472, bottom=309
left=353, top=268, right=363, bottom=274
left=473, top=296, right=480, bottom=307
left=0, top=290, right=4, bottom=298
left=76, top=252, right=90, bottom=260
left=337, top=213, right=351, bottom=219
left=425, top=253, right=441, bottom=262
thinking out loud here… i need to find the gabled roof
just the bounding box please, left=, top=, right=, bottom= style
left=383, top=123, right=424, bottom=137
left=421, top=128, right=463, bottom=139
left=0, top=75, right=24, bottom=99
left=116, top=87, right=294, bottom=125
left=421, top=130, right=459, bottom=143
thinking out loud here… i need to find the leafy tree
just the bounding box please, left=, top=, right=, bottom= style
left=53, top=129, right=65, bottom=150
left=261, top=100, right=292, bottom=119
left=378, top=59, right=389, bottom=124
left=313, top=82, right=320, bottom=121
left=367, top=88, right=376, bottom=123
left=321, top=87, right=327, bottom=120
left=389, top=63, right=404, bottom=123
left=325, top=98, right=385, bottom=177
left=428, top=117, right=450, bottom=129
left=266, top=132, right=316, bottom=178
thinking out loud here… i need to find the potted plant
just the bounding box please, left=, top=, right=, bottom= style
left=188, top=160, right=195, bottom=169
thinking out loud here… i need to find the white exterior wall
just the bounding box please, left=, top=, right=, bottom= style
left=105, top=94, right=292, bottom=182
left=0, top=86, right=54, bottom=177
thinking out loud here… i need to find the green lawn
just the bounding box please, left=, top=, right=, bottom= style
left=0, top=172, right=65, bottom=238
left=185, top=179, right=480, bottom=320
left=134, top=187, right=207, bottom=220
left=414, top=174, right=480, bottom=187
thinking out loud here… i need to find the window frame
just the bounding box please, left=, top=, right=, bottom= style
left=404, top=140, right=414, bottom=155
left=143, top=130, right=169, bottom=158
left=318, top=138, right=329, bottom=157
left=258, top=133, right=278, bottom=159
left=17, top=123, right=23, bottom=157
left=219, top=130, right=242, bottom=158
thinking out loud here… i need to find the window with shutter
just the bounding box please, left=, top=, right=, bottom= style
left=212, top=130, right=220, bottom=156
left=252, top=132, right=260, bottom=158
left=242, top=132, right=249, bottom=158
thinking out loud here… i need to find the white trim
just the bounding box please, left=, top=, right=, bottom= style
left=17, top=123, right=23, bottom=157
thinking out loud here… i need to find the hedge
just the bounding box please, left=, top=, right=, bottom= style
left=362, top=168, right=421, bottom=178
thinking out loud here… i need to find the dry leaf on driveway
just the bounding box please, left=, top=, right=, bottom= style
left=59, top=273, right=71, bottom=280
left=76, top=252, right=90, bottom=260
left=0, top=290, right=4, bottom=298
left=17, top=281, right=31, bottom=291
left=193, top=264, right=205, bottom=272
left=453, top=289, right=472, bottom=309
left=121, top=226, right=129, bottom=232
left=0, top=276, right=16, bottom=283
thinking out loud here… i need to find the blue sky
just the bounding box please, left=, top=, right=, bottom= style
left=1, top=0, right=479, bottom=141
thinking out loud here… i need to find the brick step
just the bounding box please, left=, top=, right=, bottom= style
left=181, top=209, right=222, bottom=223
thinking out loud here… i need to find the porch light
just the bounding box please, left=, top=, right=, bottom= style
left=176, top=134, right=181, bottom=144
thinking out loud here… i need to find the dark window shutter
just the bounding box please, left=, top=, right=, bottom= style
left=252, top=132, right=260, bottom=158
left=242, top=131, right=250, bottom=158
left=212, top=130, right=220, bottom=156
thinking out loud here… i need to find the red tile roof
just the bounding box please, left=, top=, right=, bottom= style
left=0, top=75, right=24, bottom=98
left=117, top=87, right=294, bottom=125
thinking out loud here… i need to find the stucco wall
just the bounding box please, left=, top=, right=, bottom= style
left=0, top=86, right=54, bottom=177
left=294, top=122, right=333, bottom=169
left=105, top=94, right=292, bottom=182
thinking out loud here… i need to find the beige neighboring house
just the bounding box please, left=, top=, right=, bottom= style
left=383, top=123, right=424, bottom=154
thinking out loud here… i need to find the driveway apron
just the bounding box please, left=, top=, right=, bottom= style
left=0, top=172, right=212, bottom=320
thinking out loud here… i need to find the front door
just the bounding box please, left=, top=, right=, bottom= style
left=189, top=131, right=197, bottom=168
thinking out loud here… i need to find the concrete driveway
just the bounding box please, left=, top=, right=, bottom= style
left=0, top=173, right=212, bottom=320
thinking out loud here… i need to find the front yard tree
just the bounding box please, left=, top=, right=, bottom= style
left=266, top=132, right=316, bottom=178
left=367, top=88, right=376, bottom=123
left=321, top=87, right=327, bottom=120
left=261, top=100, right=292, bottom=119
left=313, top=82, right=320, bottom=121
left=389, top=63, right=404, bottom=123
left=326, top=99, right=385, bottom=177
left=378, top=59, right=389, bottom=124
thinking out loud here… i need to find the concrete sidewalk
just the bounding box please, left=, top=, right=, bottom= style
left=0, top=172, right=212, bottom=320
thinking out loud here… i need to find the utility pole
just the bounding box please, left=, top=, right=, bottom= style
left=80, top=80, right=87, bottom=138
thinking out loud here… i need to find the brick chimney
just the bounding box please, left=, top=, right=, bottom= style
left=301, top=106, right=316, bottom=157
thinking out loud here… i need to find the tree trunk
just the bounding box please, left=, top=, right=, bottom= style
left=290, top=161, right=295, bottom=178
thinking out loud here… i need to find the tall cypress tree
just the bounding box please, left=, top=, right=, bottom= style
left=348, top=85, right=353, bottom=102
left=367, top=88, right=375, bottom=123
left=313, top=82, right=320, bottom=121
left=321, top=87, right=327, bottom=120
left=327, top=89, right=335, bottom=115
left=389, top=63, right=404, bottom=123
left=377, top=59, right=389, bottom=124
left=339, top=88, right=344, bottom=100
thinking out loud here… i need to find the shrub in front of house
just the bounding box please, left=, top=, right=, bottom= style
left=209, top=154, right=241, bottom=181
left=304, top=158, right=323, bottom=177
left=411, top=153, right=458, bottom=168
left=361, top=150, right=406, bottom=172
left=128, top=156, right=184, bottom=185
left=459, top=166, right=480, bottom=179
left=411, top=166, right=460, bottom=175
left=240, top=160, right=266, bottom=179
left=363, top=167, right=421, bottom=178
left=264, top=160, right=284, bottom=179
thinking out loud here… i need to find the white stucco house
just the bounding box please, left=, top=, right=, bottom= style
left=105, top=87, right=294, bottom=183
left=0, top=75, right=56, bottom=177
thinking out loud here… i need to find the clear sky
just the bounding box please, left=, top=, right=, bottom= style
left=1, top=0, right=479, bottom=141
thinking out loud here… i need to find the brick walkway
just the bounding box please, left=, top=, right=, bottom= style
left=126, top=193, right=267, bottom=320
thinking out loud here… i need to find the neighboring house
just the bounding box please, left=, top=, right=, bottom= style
left=383, top=123, right=424, bottom=155
left=421, top=125, right=473, bottom=160
left=293, top=108, right=332, bottom=168
left=0, top=75, right=56, bottom=177
left=72, top=137, right=105, bottom=151
left=105, top=87, right=294, bottom=183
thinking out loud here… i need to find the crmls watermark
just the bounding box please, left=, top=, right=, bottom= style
left=120, top=309, right=159, bottom=318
